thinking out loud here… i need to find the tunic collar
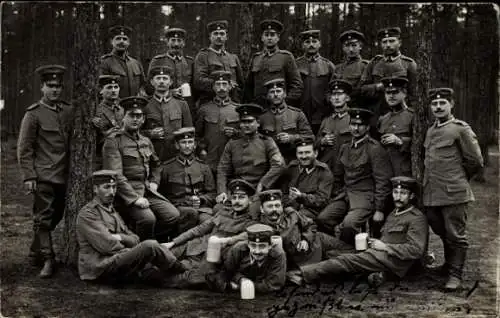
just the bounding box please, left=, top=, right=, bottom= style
left=332, top=111, right=348, bottom=119
left=111, top=50, right=130, bottom=61
left=176, top=155, right=195, bottom=166
left=167, top=52, right=182, bottom=61
left=435, top=116, right=455, bottom=128
left=154, top=93, right=171, bottom=103
left=270, top=103, right=287, bottom=114
left=306, top=53, right=321, bottom=62
left=394, top=205, right=414, bottom=216
left=40, top=99, right=61, bottom=112
left=209, top=46, right=226, bottom=55
left=214, top=96, right=231, bottom=106
left=346, top=55, right=361, bottom=63
left=263, top=47, right=279, bottom=57
left=384, top=52, right=401, bottom=62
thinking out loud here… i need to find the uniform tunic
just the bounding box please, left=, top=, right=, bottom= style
left=377, top=105, right=414, bottom=177
left=333, top=56, right=368, bottom=106
left=301, top=205, right=428, bottom=282
left=222, top=241, right=287, bottom=293
left=193, top=47, right=244, bottom=103
left=243, top=49, right=303, bottom=107
left=296, top=54, right=335, bottom=129
left=148, top=53, right=194, bottom=89
left=316, top=112, right=351, bottom=168
left=92, top=100, right=124, bottom=168
left=217, top=133, right=285, bottom=194
left=281, top=159, right=333, bottom=218
left=99, top=52, right=145, bottom=98
left=142, top=94, right=193, bottom=162
left=259, top=104, right=314, bottom=163
left=195, top=97, right=240, bottom=171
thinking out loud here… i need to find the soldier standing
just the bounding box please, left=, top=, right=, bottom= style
left=193, top=20, right=244, bottom=104
left=159, top=127, right=216, bottom=226
left=195, top=70, right=240, bottom=174
left=333, top=30, right=369, bottom=107
left=99, top=26, right=146, bottom=98
left=259, top=78, right=314, bottom=163
left=102, top=97, right=181, bottom=241
left=378, top=76, right=414, bottom=177
left=17, top=65, right=74, bottom=278
left=423, top=88, right=483, bottom=291
left=243, top=19, right=303, bottom=107
left=296, top=29, right=335, bottom=134
left=142, top=66, right=193, bottom=162
left=316, top=79, right=353, bottom=169
left=92, top=75, right=124, bottom=169
left=317, top=108, right=393, bottom=244
left=287, top=176, right=428, bottom=288
left=360, top=27, right=417, bottom=117
left=148, top=28, right=195, bottom=115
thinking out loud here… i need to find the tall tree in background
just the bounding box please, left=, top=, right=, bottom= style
left=59, top=3, right=100, bottom=267
left=238, top=3, right=254, bottom=75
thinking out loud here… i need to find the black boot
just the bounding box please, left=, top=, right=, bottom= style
left=28, top=232, right=44, bottom=266
left=39, top=258, right=56, bottom=278
left=445, top=247, right=466, bottom=291
left=38, top=230, right=56, bottom=278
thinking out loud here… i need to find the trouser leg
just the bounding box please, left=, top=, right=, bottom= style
left=122, top=205, right=156, bottom=241
left=426, top=205, right=449, bottom=270
left=442, top=203, right=469, bottom=279
left=300, top=252, right=386, bottom=284
left=340, top=208, right=373, bottom=245
left=316, top=198, right=348, bottom=235
left=148, top=196, right=180, bottom=239
left=318, top=232, right=355, bottom=258
left=177, top=206, right=199, bottom=233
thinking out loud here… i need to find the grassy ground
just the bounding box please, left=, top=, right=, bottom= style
left=1, top=138, right=498, bottom=318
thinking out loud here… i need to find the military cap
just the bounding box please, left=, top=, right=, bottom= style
left=381, top=76, right=409, bottom=91
left=295, top=136, right=315, bottom=148
left=349, top=108, right=374, bottom=125
left=148, top=65, right=173, bottom=79
left=228, top=179, right=256, bottom=196
left=173, top=127, right=196, bottom=141
left=235, top=103, right=263, bottom=119
left=263, top=78, right=286, bottom=91
left=207, top=20, right=228, bottom=33
left=98, top=75, right=120, bottom=87
left=260, top=19, right=284, bottom=33
left=300, top=29, right=320, bottom=41
left=428, top=87, right=454, bottom=101
left=35, top=64, right=66, bottom=82
left=329, top=79, right=353, bottom=95
left=120, top=96, right=148, bottom=113
left=259, top=189, right=282, bottom=203
left=391, top=176, right=418, bottom=194
left=246, top=223, right=274, bottom=243
left=92, top=170, right=117, bottom=186
left=109, top=25, right=133, bottom=38
left=210, top=70, right=232, bottom=82
left=339, top=29, right=365, bottom=43
left=165, top=27, right=186, bottom=39
left=377, top=27, right=401, bottom=41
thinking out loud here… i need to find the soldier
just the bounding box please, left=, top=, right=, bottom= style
left=76, top=170, right=186, bottom=285
left=423, top=88, right=483, bottom=291
left=161, top=179, right=257, bottom=288
left=92, top=75, right=124, bottom=169
left=17, top=64, right=74, bottom=278
left=102, top=96, right=180, bottom=241
left=317, top=108, right=393, bottom=245
left=205, top=223, right=286, bottom=294
left=333, top=30, right=369, bottom=107
left=216, top=103, right=285, bottom=205
left=359, top=27, right=417, bottom=117
left=378, top=76, right=414, bottom=177
left=195, top=70, right=240, bottom=174
left=257, top=190, right=352, bottom=273
left=148, top=28, right=195, bottom=114
left=296, top=29, right=336, bottom=134
left=159, top=127, right=216, bottom=227
left=259, top=78, right=314, bottom=163
left=243, top=19, right=303, bottom=107
left=193, top=20, right=244, bottom=104
left=316, top=79, right=353, bottom=169
left=142, top=65, right=193, bottom=162
left=287, top=176, right=428, bottom=287
left=280, top=137, right=333, bottom=221
left=99, top=26, right=146, bottom=98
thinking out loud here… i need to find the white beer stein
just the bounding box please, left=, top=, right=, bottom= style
left=355, top=233, right=369, bottom=251
left=180, top=83, right=191, bottom=97
left=206, top=236, right=222, bottom=263
left=240, top=278, right=255, bottom=299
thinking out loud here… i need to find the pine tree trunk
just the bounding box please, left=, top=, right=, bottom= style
left=59, top=3, right=100, bottom=267
left=238, top=3, right=253, bottom=75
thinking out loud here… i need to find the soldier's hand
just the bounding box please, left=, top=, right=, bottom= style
left=381, top=134, right=402, bottom=146
left=373, top=210, right=385, bottom=222
left=104, top=127, right=121, bottom=137
left=187, top=195, right=201, bottom=209
left=150, top=127, right=165, bottom=139
left=296, top=240, right=309, bottom=252
left=162, top=242, right=175, bottom=249
left=368, top=238, right=387, bottom=251
left=172, top=87, right=183, bottom=98
left=230, top=281, right=239, bottom=290
left=376, top=83, right=385, bottom=91
left=322, top=134, right=335, bottom=146
left=24, top=180, right=37, bottom=194
left=289, top=187, right=302, bottom=200
left=276, top=132, right=291, bottom=143
left=256, top=183, right=264, bottom=193
left=216, top=192, right=228, bottom=204
left=223, top=126, right=237, bottom=137
left=230, top=80, right=239, bottom=88
left=149, top=182, right=159, bottom=192
left=111, top=234, right=122, bottom=241
left=91, top=117, right=106, bottom=130
left=134, top=197, right=150, bottom=208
